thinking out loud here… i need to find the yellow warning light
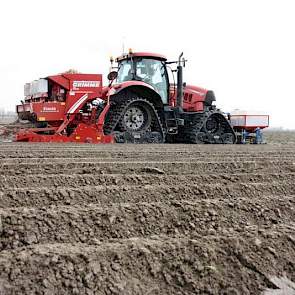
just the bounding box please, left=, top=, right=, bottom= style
left=38, top=117, right=45, bottom=121
left=75, top=136, right=80, bottom=140
left=97, top=136, right=101, bottom=140
left=128, top=48, right=133, bottom=54
left=61, top=102, right=66, bottom=106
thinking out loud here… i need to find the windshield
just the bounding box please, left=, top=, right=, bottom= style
left=116, top=58, right=168, bottom=104
left=117, top=60, right=133, bottom=83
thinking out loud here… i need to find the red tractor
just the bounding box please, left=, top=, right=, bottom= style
left=16, top=51, right=236, bottom=144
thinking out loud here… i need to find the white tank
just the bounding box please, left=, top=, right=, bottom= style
left=230, top=110, right=269, bottom=129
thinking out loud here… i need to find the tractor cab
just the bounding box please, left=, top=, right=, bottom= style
left=115, top=52, right=169, bottom=104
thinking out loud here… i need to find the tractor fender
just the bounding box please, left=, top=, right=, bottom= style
left=108, top=81, right=164, bottom=109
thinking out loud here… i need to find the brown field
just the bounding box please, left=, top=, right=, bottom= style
left=0, top=130, right=294, bottom=294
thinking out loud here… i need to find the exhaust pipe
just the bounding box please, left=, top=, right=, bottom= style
left=176, top=52, right=184, bottom=109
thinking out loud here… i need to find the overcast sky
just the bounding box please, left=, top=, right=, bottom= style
left=0, top=0, right=294, bottom=129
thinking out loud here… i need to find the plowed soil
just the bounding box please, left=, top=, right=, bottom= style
left=0, top=139, right=295, bottom=294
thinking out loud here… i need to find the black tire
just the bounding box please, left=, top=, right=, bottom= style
left=221, top=132, right=235, bottom=144
left=103, top=91, right=165, bottom=143
left=192, top=131, right=208, bottom=144
left=202, top=112, right=236, bottom=144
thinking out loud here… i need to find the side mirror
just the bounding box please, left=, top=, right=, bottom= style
left=107, top=71, right=118, bottom=81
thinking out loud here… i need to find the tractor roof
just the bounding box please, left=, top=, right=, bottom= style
left=116, top=52, right=167, bottom=62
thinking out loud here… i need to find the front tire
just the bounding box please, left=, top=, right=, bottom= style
left=103, top=91, right=164, bottom=143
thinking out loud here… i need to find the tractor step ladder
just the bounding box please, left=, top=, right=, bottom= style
left=164, top=108, right=183, bottom=134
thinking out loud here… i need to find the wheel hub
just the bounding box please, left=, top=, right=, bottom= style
left=206, top=116, right=219, bottom=133
left=123, top=106, right=145, bottom=131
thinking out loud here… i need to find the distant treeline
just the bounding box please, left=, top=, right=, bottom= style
left=0, top=108, right=16, bottom=118
left=265, top=127, right=295, bottom=132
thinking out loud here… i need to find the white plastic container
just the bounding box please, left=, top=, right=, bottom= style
left=24, top=83, right=31, bottom=96
left=31, top=80, right=38, bottom=95
left=28, top=79, right=48, bottom=95
left=36, top=79, right=48, bottom=94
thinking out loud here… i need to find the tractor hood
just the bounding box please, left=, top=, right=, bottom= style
left=184, top=85, right=207, bottom=99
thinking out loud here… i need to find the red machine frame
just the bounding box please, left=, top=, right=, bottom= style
left=16, top=73, right=114, bottom=143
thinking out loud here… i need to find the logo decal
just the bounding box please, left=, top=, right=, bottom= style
left=73, top=81, right=100, bottom=88
left=43, top=107, right=57, bottom=112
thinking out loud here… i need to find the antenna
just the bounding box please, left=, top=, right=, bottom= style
left=122, top=36, right=126, bottom=54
